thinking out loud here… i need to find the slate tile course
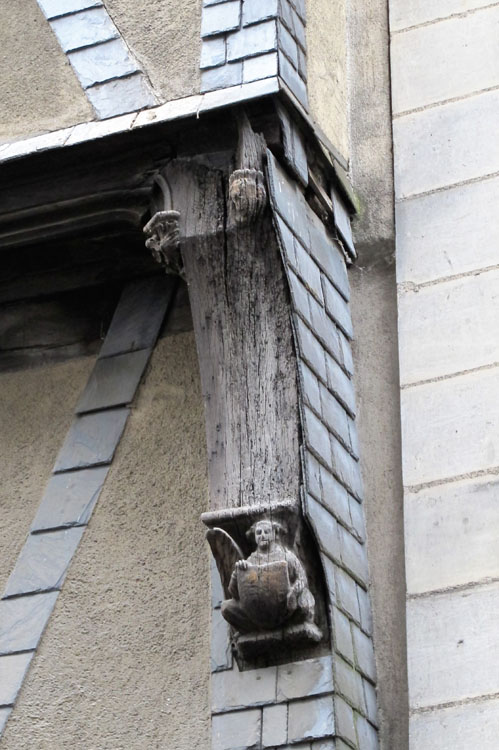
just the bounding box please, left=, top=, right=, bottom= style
left=31, top=466, right=109, bottom=532
left=75, top=348, right=150, bottom=413
left=288, top=695, right=335, bottom=743
left=3, top=528, right=85, bottom=598
left=0, top=593, right=59, bottom=656
left=0, top=653, right=34, bottom=707
left=54, top=406, right=129, bottom=473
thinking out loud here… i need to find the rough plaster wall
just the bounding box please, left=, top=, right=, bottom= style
left=349, top=263, right=408, bottom=750
left=0, top=0, right=92, bottom=144
left=307, top=0, right=349, bottom=159
left=104, top=0, right=202, bottom=102
left=0, top=357, right=94, bottom=594
left=2, top=332, right=211, bottom=749
left=347, top=0, right=395, bottom=256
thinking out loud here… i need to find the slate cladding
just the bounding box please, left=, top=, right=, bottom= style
left=36, top=0, right=156, bottom=118
left=200, top=0, right=309, bottom=109
left=0, top=277, right=174, bottom=736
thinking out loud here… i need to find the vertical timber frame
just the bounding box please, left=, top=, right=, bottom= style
left=145, top=102, right=379, bottom=749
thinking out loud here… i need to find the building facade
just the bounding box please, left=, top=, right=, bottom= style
left=0, top=1, right=497, bottom=748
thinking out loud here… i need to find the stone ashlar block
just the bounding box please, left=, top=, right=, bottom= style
left=76, top=348, right=150, bottom=414
left=409, top=694, right=499, bottom=750
left=0, top=592, right=59, bottom=656
left=394, top=88, right=499, bottom=199
left=86, top=73, right=156, bottom=119
left=0, top=653, right=34, bottom=707
left=54, top=407, right=129, bottom=473
left=277, top=655, right=334, bottom=701
left=405, top=475, right=499, bottom=595
left=288, top=695, right=335, bottom=743
left=389, top=0, right=487, bottom=32
left=201, top=0, right=241, bottom=37
left=100, top=276, right=174, bottom=358
left=227, top=19, right=278, bottom=62
left=212, top=709, right=262, bottom=750
left=401, top=367, right=499, bottom=487
left=396, top=175, right=499, bottom=286
left=211, top=664, right=277, bottom=711
left=398, top=268, right=499, bottom=385
left=3, top=528, right=85, bottom=598
left=50, top=6, right=118, bottom=52
left=407, top=582, right=499, bottom=710
left=68, top=37, right=138, bottom=88
left=31, top=465, right=109, bottom=532
left=391, top=6, right=499, bottom=114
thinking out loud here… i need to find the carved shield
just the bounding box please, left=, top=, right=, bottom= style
left=237, top=561, right=290, bottom=630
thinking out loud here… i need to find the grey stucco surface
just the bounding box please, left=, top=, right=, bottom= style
left=103, top=0, right=202, bottom=101
left=349, top=262, right=408, bottom=750
left=2, top=332, right=210, bottom=749
left=0, top=357, right=94, bottom=595
left=0, top=0, right=92, bottom=143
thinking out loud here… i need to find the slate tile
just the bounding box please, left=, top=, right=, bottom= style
left=334, top=695, right=356, bottom=746
left=292, top=8, right=307, bottom=48
left=3, top=528, right=85, bottom=598
left=31, top=466, right=109, bottom=532
left=0, top=708, right=12, bottom=735
left=0, top=593, right=59, bottom=655
left=339, top=526, right=369, bottom=585
left=335, top=656, right=366, bottom=711
left=277, top=656, right=334, bottom=700
left=200, top=36, right=227, bottom=69
left=295, top=318, right=327, bottom=382
left=262, top=703, right=288, bottom=747
left=333, top=608, right=354, bottom=664
left=201, top=0, right=240, bottom=37
left=211, top=607, right=232, bottom=672
left=304, top=407, right=332, bottom=466
left=274, top=213, right=297, bottom=264
left=304, top=494, right=341, bottom=562
left=336, top=568, right=361, bottom=624
left=38, top=0, right=102, bottom=19
left=212, top=709, right=262, bottom=750
left=243, top=51, right=278, bottom=82
left=201, top=61, right=243, bottom=92
left=68, top=38, right=138, bottom=89
left=266, top=149, right=310, bottom=248
left=279, top=51, right=308, bottom=108
left=352, top=625, right=376, bottom=682
left=76, top=349, right=150, bottom=414
left=243, top=0, right=279, bottom=26
left=288, top=695, right=335, bottom=742
left=356, top=715, right=379, bottom=749
left=100, top=277, right=173, bottom=357
left=54, top=407, right=129, bottom=473
left=0, top=653, right=34, bottom=706
left=331, top=186, right=355, bottom=258
left=227, top=20, right=277, bottom=62
left=212, top=664, right=277, bottom=711
left=86, top=73, right=156, bottom=119
left=325, top=353, right=356, bottom=418
left=278, top=21, right=299, bottom=67
left=322, top=276, right=353, bottom=339
left=307, top=208, right=349, bottom=301
left=50, top=7, right=118, bottom=52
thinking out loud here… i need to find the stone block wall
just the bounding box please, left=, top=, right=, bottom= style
left=390, top=1, right=499, bottom=747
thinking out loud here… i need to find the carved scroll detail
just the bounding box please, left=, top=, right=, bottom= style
left=143, top=209, right=183, bottom=276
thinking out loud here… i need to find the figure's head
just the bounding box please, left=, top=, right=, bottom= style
left=246, top=519, right=286, bottom=550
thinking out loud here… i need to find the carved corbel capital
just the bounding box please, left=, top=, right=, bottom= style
left=143, top=209, right=183, bottom=277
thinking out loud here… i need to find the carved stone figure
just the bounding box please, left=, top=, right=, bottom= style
left=143, top=209, right=183, bottom=275
left=207, top=517, right=322, bottom=658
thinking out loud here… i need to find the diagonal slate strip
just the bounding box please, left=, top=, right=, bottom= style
left=53, top=407, right=129, bottom=473
left=3, top=528, right=85, bottom=599
left=0, top=653, right=34, bottom=707
left=75, top=349, right=150, bottom=414
left=0, top=708, right=12, bottom=733
left=0, top=593, right=59, bottom=656
left=31, top=466, right=109, bottom=532
left=99, top=276, right=175, bottom=358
